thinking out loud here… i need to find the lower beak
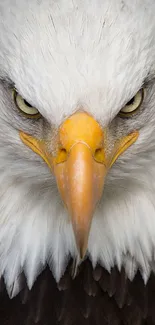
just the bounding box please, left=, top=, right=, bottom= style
left=20, top=112, right=138, bottom=258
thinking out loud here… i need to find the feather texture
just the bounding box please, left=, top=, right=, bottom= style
left=0, top=0, right=154, bottom=306
left=0, top=261, right=155, bottom=325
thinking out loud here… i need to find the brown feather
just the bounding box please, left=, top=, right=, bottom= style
left=0, top=259, right=154, bottom=324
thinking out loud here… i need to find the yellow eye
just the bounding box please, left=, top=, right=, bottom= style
left=13, top=90, right=41, bottom=119
left=119, top=88, right=144, bottom=117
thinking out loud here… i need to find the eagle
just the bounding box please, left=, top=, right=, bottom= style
left=0, top=0, right=155, bottom=324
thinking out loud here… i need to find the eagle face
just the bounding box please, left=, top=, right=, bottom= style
left=0, top=0, right=155, bottom=297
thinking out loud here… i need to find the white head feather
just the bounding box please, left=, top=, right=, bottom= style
left=0, top=0, right=155, bottom=297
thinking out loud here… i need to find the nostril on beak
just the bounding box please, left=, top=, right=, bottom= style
left=56, top=148, right=68, bottom=164
left=94, top=148, right=105, bottom=163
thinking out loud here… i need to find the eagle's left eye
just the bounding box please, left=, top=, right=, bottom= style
left=13, top=90, right=41, bottom=118
left=119, top=88, right=144, bottom=117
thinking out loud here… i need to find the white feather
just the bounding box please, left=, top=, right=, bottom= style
left=0, top=0, right=154, bottom=297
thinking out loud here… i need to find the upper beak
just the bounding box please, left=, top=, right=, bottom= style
left=54, top=142, right=106, bottom=258
left=20, top=112, right=138, bottom=259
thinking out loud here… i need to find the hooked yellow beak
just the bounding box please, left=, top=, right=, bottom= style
left=20, top=112, right=138, bottom=258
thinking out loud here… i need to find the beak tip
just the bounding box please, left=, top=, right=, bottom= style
left=80, top=247, right=87, bottom=260
left=76, top=237, right=88, bottom=260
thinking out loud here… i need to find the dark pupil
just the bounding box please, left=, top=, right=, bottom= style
left=24, top=99, right=32, bottom=107
left=126, top=97, right=135, bottom=106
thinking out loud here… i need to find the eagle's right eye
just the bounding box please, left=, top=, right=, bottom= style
left=119, top=88, right=145, bottom=117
